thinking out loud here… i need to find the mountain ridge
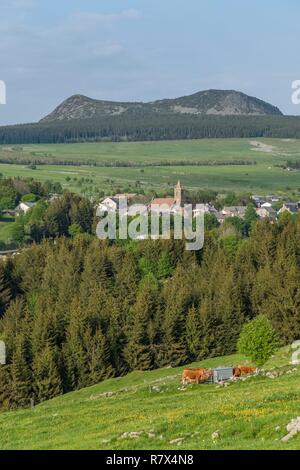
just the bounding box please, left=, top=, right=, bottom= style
left=40, top=89, right=283, bottom=122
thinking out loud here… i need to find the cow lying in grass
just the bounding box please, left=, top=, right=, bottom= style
left=181, top=368, right=212, bottom=385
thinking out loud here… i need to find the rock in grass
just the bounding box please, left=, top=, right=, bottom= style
left=170, top=437, right=185, bottom=445
left=120, top=431, right=144, bottom=439
left=281, top=417, right=300, bottom=442
left=120, top=430, right=156, bottom=440
left=211, top=431, right=220, bottom=440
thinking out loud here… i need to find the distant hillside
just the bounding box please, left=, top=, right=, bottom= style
left=1, top=89, right=299, bottom=145
left=41, top=89, right=283, bottom=123
left=1, top=114, right=300, bottom=145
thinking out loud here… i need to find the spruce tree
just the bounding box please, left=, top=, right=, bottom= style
left=123, top=275, right=158, bottom=371
left=0, top=264, right=11, bottom=318
left=0, top=365, right=11, bottom=410
left=160, top=264, right=194, bottom=366
left=9, top=333, right=32, bottom=409
left=63, top=300, right=88, bottom=390
left=32, top=343, right=62, bottom=402
left=84, top=327, right=113, bottom=385
left=186, top=305, right=201, bottom=361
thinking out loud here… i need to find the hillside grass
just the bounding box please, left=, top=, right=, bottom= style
left=1, top=138, right=300, bottom=195
left=0, top=216, right=15, bottom=247
left=1, top=347, right=300, bottom=450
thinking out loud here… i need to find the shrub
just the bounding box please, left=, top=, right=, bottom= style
left=21, top=193, right=38, bottom=203
left=237, top=315, right=280, bottom=366
left=68, top=223, right=83, bottom=238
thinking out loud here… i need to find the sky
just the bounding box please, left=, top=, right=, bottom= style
left=0, top=0, right=300, bottom=125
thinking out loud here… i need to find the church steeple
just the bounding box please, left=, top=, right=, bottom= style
left=174, top=180, right=182, bottom=206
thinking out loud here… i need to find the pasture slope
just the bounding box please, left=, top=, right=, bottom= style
left=0, top=347, right=300, bottom=450
left=1, top=138, right=300, bottom=194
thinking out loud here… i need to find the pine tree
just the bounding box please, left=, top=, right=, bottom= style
left=159, top=264, right=194, bottom=366
left=123, top=275, right=158, bottom=371
left=0, top=365, right=11, bottom=410
left=197, top=247, right=244, bottom=358
left=156, top=252, right=172, bottom=279
left=63, top=300, right=88, bottom=390
left=244, top=204, right=259, bottom=235
left=0, top=298, right=27, bottom=362
left=106, top=299, right=126, bottom=374
left=0, top=264, right=11, bottom=318
left=84, top=327, right=113, bottom=385
left=186, top=305, right=201, bottom=361
left=254, top=247, right=300, bottom=342
left=9, top=333, right=32, bottom=409
left=32, top=343, right=62, bottom=402
left=80, top=241, right=113, bottom=298
left=53, top=242, right=80, bottom=344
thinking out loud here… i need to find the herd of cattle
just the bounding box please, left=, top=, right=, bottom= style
left=181, top=365, right=257, bottom=385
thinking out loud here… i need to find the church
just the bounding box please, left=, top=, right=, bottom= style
left=150, top=181, right=183, bottom=214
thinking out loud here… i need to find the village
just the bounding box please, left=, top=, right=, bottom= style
left=95, top=181, right=300, bottom=224
left=1, top=179, right=300, bottom=260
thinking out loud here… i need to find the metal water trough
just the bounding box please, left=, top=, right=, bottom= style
left=213, top=367, right=234, bottom=383
left=206, top=367, right=234, bottom=384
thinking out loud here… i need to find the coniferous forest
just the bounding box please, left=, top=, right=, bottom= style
left=1, top=114, right=300, bottom=144
left=1, top=212, right=300, bottom=410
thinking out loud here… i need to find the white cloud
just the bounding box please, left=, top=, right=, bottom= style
left=0, top=7, right=143, bottom=124
left=4, top=0, right=35, bottom=7
left=89, top=43, right=125, bottom=58
left=118, top=9, right=141, bottom=21
left=59, top=9, right=141, bottom=33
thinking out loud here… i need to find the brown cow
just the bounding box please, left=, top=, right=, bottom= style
left=237, top=365, right=257, bottom=375
left=181, top=368, right=212, bottom=385
left=233, top=367, right=241, bottom=378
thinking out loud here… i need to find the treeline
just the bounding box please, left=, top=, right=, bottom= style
left=10, top=192, right=95, bottom=245
left=0, top=157, right=256, bottom=168
left=1, top=114, right=300, bottom=144
left=0, top=178, right=91, bottom=250
left=0, top=176, right=62, bottom=213
left=1, top=212, right=300, bottom=409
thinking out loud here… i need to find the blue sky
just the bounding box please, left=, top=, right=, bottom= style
left=0, top=0, right=299, bottom=124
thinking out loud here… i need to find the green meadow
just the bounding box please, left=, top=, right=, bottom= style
left=1, top=138, right=300, bottom=195
left=0, top=347, right=299, bottom=450
left=0, top=216, right=15, bottom=248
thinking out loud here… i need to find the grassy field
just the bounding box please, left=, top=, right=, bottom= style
left=0, top=216, right=15, bottom=248
left=1, top=347, right=300, bottom=450
left=2, top=138, right=300, bottom=165
left=1, top=138, right=300, bottom=195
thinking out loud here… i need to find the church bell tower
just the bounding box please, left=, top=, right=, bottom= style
left=174, top=180, right=182, bottom=207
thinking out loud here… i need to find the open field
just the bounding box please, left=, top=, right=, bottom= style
left=0, top=347, right=300, bottom=450
left=0, top=216, right=15, bottom=247
left=1, top=138, right=300, bottom=195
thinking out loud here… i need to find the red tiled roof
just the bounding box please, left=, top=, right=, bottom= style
left=151, top=198, right=175, bottom=207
